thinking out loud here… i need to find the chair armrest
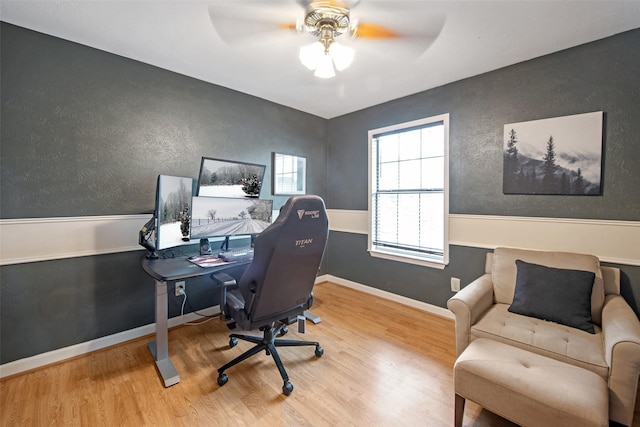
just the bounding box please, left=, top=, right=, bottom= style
left=447, top=273, right=494, bottom=356
left=212, top=272, right=237, bottom=320
left=211, top=272, right=237, bottom=287
left=602, top=294, right=640, bottom=426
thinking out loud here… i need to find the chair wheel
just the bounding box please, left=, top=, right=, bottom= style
left=229, top=337, right=238, bottom=348
left=217, top=373, right=228, bottom=386
left=315, top=346, right=324, bottom=357
left=279, top=326, right=288, bottom=337
left=282, top=381, right=293, bottom=396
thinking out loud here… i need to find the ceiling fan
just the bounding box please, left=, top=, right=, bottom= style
left=208, top=0, right=444, bottom=79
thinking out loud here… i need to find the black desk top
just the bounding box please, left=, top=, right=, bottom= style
left=141, top=255, right=251, bottom=282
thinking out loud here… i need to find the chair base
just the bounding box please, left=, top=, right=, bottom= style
left=217, top=322, right=323, bottom=395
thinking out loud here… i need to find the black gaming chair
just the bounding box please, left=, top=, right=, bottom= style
left=212, top=195, right=329, bottom=395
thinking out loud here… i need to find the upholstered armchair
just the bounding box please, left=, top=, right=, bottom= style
left=447, top=247, right=640, bottom=426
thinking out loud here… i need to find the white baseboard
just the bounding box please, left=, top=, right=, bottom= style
left=1, top=275, right=452, bottom=379
left=0, top=306, right=221, bottom=379
left=318, top=274, right=454, bottom=320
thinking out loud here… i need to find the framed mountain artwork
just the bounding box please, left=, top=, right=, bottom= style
left=503, top=111, right=603, bottom=195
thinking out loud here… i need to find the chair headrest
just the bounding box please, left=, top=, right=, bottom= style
left=276, top=195, right=327, bottom=225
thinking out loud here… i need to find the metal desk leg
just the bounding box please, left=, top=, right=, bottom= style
left=147, top=279, right=180, bottom=387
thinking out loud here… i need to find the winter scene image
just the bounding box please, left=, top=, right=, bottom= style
left=197, top=158, right=266, bottom=198
left=157, top=175, right=193, bottom=250
left=190, top=196, right=273, bottom=239
left=503, top=111, right=603, bottom=195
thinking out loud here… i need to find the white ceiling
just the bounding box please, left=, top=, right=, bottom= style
left=2, top=0, right=639, bottom=119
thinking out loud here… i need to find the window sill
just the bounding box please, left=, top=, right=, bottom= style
left=368, top=248, right=447, bottom=270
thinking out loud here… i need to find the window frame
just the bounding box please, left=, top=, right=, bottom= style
left=367, top=113, right=450, bottom=269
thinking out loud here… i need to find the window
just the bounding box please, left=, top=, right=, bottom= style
left=273, top=153, right=306, bottom=195
left=368, top=114, right=449, bottom=268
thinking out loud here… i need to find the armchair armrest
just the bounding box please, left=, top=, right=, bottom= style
left=447, top=273, right=494, bottom=356
left=602, top=294, right=640, bottom=426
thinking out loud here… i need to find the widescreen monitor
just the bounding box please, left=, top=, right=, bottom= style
left=190, top=196, right=273, bottom=244
left=156, top=175, right=194, bottom=250
left=197, top=157, right=266, bottom=198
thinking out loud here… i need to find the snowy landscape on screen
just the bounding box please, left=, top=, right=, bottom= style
left=190, top=197, right=272, bottom=239
left=197, top=158, right=265, bottom=198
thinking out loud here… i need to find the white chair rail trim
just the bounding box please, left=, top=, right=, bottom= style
left=326, top=210, right=639, bottom=267
left=0, top=215, right=150, bottom=265
left=1, top=212, right=639, bottom=266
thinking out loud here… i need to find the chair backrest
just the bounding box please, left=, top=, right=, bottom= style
left=236, top=195, right=329, bottom=325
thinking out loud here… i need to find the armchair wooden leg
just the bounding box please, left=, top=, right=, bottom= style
left=455, top=393, right=465, bottom=427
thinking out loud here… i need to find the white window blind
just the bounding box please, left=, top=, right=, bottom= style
left=368, top=114, right=449, bottom=268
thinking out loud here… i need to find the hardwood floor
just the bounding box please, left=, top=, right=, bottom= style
left=1, top=282, right=638, bottom=426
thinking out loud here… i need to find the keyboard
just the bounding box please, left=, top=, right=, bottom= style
left=218, top=248, right=254, bottom=263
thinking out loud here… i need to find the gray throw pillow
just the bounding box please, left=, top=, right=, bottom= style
left=508, top=259, right=596, bottom=333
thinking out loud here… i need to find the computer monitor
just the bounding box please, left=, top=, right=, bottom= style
left=156, top=175, right=194, bottom=250
left=197, top=157, right=266, bottom=198
left=190, top=196, right=273, bottom=250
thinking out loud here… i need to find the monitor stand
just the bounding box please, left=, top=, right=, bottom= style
left=219, top=236, right=230, bottom=252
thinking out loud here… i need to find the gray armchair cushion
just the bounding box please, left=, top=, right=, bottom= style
left=508, top=260, right=596, bottom=333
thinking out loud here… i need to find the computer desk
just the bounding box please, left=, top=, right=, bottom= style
left=141, top=254, right=252, bottom=387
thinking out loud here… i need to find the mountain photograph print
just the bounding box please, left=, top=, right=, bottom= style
left=503, top=111, right=603, bottom=195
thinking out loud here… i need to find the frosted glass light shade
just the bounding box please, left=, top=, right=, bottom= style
left=300, top=39, right=353, bottom=78
left=329, top=42, right=354, bottom=71
left=314, top=54, right=336, bottom=78
left=299, top=42, right=324, bottom=70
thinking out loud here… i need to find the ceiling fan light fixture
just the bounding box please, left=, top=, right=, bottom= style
left=298, top=0, right=355, bottom=78
left=329, top=42, right=354, bottom=71
left=314, top=54, right=336, bottom=79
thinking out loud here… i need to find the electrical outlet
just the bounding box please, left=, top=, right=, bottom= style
left=175, top=281, right=186, bottom=296
left=451, top=277, right=461, bottom=292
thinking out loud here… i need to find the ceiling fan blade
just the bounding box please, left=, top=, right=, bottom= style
left=343, top=12, right=447, bottom=59
left=354, top=22, right=400, bottom=39
left=208, top=3, right=301, bottom=46
left=297, top=0, right=360, bottom=9
left=350, top=11, right=446, bottom=53
left=279, top=22, right=299, bottom=31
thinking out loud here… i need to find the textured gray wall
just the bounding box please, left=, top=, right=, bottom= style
left=2, top=22, right=639, bottom=365
left=1, top=23, right=327, bottom=218
left=328, top=29, right=640, bottom=220
left=1, top=254, right=248, bottom=363
left=0, top=23, right=327, bottom=364
left=326, top=29, right=640, bottom=312
left=326, top=232, right=489, bottom=309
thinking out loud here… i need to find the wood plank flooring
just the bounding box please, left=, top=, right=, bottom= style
left=1, top=281, right=638, bottom=426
